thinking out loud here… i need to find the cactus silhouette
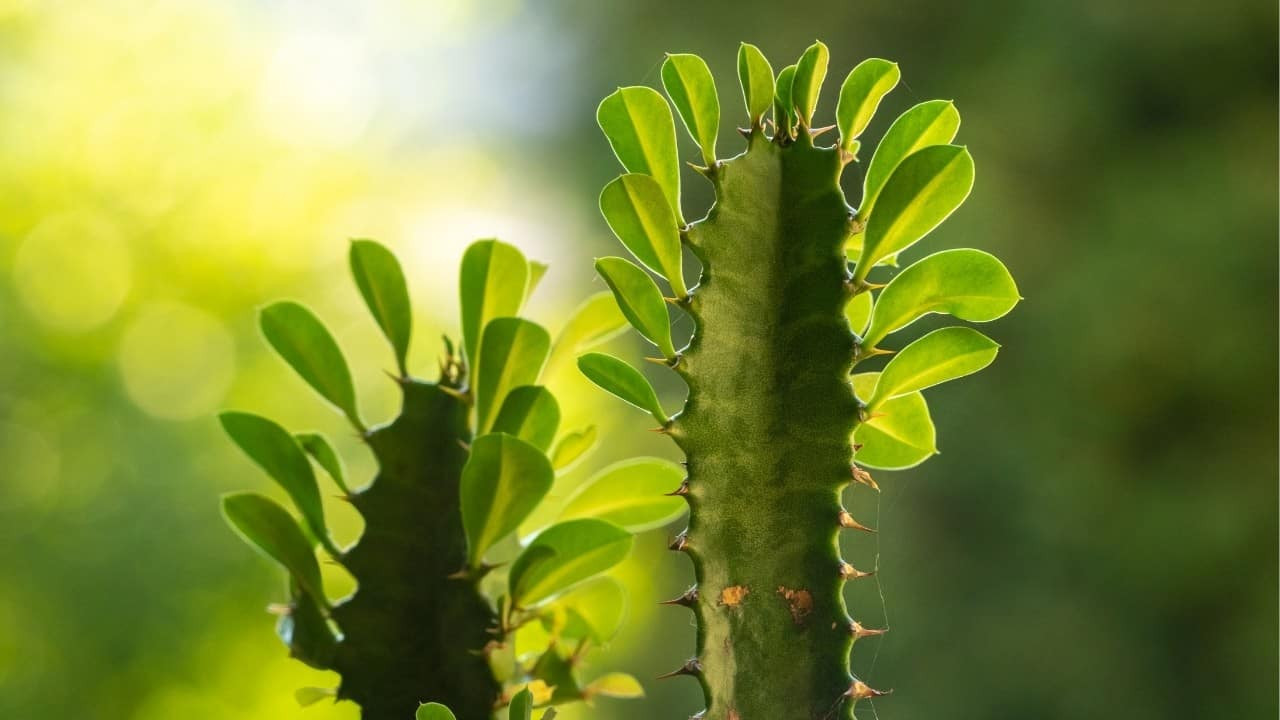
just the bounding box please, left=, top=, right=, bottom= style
left=583, top=42, right=1020, bottom=719
left=220, top=239, right=679, bottom=719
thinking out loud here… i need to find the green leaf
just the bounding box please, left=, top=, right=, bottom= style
left=349, top=239, right=412, bottom=375
left=597, top=86, right=683, bottom=224
left=852, top=373, right=937, bottom=469
left=577, top=352, right=668, bottom=424
left=459, top=238, right=529, bottom=368
left=416, top=702, right=457, bottom=720
left=294, top=687, right=335, bottom=707
left=773, top=64, right=797, bottom=132
left=510, top=518, right=633, bottom=608
left=546, top=292, right=629, bottom=373
left=221, top=492, right=325, bottom=602
left=460, top=433, right=554, bottom=566
left=527, top=260, right=549, bottom=302
left=854, top=144, right=975, bottom=283
left=836, top=58, right=900, bottom=152
left=585, top=672, right=645, bottom=699
left=737, top=42, right=775, bottom=125
left=791, top=41, right=829, bottom=126
left=662, top=53, right=719, bottom=167
left=545, top=577, right=626, bottom=642
left=294, top=431, right=350, bottom=494
left=594, top=256, right=676, bottom=358
left=862, top=248, right=1020, bottom=348
left=561, top=458, right=687, bottom=532
left=860, top=100, right=961, bottom=218
left=259, top=301, right=362, bottom=428
left=220, top=412, right=334, bottom=554
left=598, top=174, right=687, bottom=297
left=491, top=385, right=561, bottom=452
left=870, top=327, right=999, bottom=407
left=845, top=289, right=872, bottom=337
left=550, top=425, right=597, bottom=472
left=475, top=317, right=551, bottom=434
left=509, top=688, right=533, bottom=720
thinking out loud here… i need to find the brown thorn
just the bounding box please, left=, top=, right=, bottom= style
left=737, top=126, right=752, bottom=139
left=665, top=479, right=690, bottom=497
left=809, top=123, right=837, bottom=138
left=659, top=586, right=699, bottom=607
left=846, top=680, right=892, bottom=700
left=838, top=510, right=876, bottom=533
left=851, top=465, right=880, bottom=491
left=851, top=620, right=888, bottom=639
left=668, top=531, right=689, bottom=552
left=839, top=562, right=875, bottom=580
left=456, top=438, right=471, bottom=452
left=657, top=657, right=702, bottom=680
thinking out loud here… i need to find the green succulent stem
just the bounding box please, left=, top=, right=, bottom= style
left=669, top=135, right=867, bottom=719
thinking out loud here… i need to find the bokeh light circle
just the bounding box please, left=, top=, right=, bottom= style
left=13, top=209, right=132, bottom=332
left=117, top=302, right=235, bottom=420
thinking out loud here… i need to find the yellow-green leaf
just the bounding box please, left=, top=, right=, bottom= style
left=459, top=239, right=529, bottom=369
left=862, top=248, right=1019, bottom=348
left=599, top=174, right=687, bottom=297
left=845, top=289, right=873, bottom=337
left=855, top=144, right=974, bottom=284
left=550, top=425, right=597, bottom=472
left=460, top=433, right=554, bottom=566
left=491, top=385, right=561, bottom=452
left=349, top=239, right=412, bottom=375
left=546, top=292, right=629, bottom=374
left=577, top=352, right=668, bottom=424
left=737, top=42, right=775, bottom=125
left=544, top=577, right=626, bottom=642
left=221, top=492, right=325, bottom=603
left=260, top=301, right=362, bottom=429
left=595, top=256, right=676, bottom=358
left=510, top=518, right=633, bottom=608
left=870, top=327, right=999, bottom=407
left=773, top=64, right=797, bottom=134
left=852, top=373, right=937, bottom=469
left=662, top=53, right=719, bottom=167
left=860, top=100, right=961, bottom=218
left=585, top=672, right=645, bottom=699
left=791, top=41, right=829, bottom=126
left=836, top=58, right=900, bottom=152
left=475, top=318, right=551, bottom=433
left=561, top=458, right=687, bottom=532
left=597, top=86, right=683, bottom=224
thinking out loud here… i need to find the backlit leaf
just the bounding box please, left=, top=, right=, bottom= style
left=460, top=239, right=529, bottom=368
left=294, top=431, right=350, bottom=494
left=773, top=64, right=797, bottom=133
left=510, top=518, right=633, bottom=608
left=870, top=327, right=999, bottom=407
left=599, top=174, right=687, bottom=297
left=855, top=144, right=974, bottom=283
left=852, top=373, right=937, bottom=469
left=475, top=318, right=551, bottom=433
left=550, top=425, right=597, bottom=472
left=585, top=673, right=645, bottom=699
left=595, top=256, right=676, bottom=358
left=260, top=301, right=362, bottom=428
left=577, top=352, right=668, bottom=424
left=221, top=492, right=325, bottom=602
left=845, top=289, right=872, bottom=337
left=491, top=385, right=561, bottom=452
left=545, top=577, right=626, bottom=642
left=862, top=248, right=1019, bottom=348
left=460, top=433, right=554, bottom=566
left=349, top=239, right=412, bottom=375
left=737, top=42, right=775, bottom=125
left=597, top=86, right=683, bottom=224
left=416, top=702, right=457, bottom=720
left=860, top=100, right=961, bottom=218
left=561, top=458, right=687, bottom=532
left=836, top=58, right=900, bottom=152
left=662, top=53, right=719, bottom=167
left=546, top=292, right=629, bottom=374
left=791, top=41, right=829, bottom=126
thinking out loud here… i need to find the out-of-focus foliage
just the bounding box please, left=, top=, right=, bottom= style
left=0, top=1, right=1274, bottom=719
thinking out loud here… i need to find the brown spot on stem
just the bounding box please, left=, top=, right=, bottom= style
left=719, top=585, right=749, bottom=607
left=777, top=586, right=814, bottom=624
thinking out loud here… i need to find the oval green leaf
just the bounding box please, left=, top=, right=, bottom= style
left=475, top=317, right=551, bottom=434
left=491, top=385, right=561, bottom=452
left=576, top=352, right=668, bottom=424
left=585, top=672, right=645, bottom=699
left=221, top=492, right=325, bottom=603
left=546, top=576, right=626, bottom=642
left=845, top=289, right=873, bottom=337
left=852, top=373, right=937, bottom=469
left=260, top=301, right=362, bottom=428
left=459, top=238, right=529, bottom=369
left=836, top=58, right=900, bottom=152
left=460, top=433, right=554, bottom=566
left=662, top=53, right=719, bottom=167
left=550, top=425, right=597, bottom=472
left=791, top=41, right=829, bottom=126
left=860, top=100, right=961, bottom=219
left=349, top=239, right=412, bottom=375
left=737, top=42, right=775, bottom=125
left=595, top=256, right=676, bottom=358
left=510, top=518, right=634, bottom=608
left=599, top=174, right=687, bottom=297
left=773, top=64, right=797, bottom=134
left=862, top=248, right=1020, bottom=348
left=416, top=702, right=457, bottom=720
left=855, top=144, right=975, bottom=283
left=220, top=412, right=334, bottom=554
left=561, top=458, right=687, bottom=532
left=509, top=688, right=533, bottom=720
left=870, top=327, right=999, bottom=407
left=597, top=86, right=683, bottom=224
left=294, top=431, right=350, bottom=494
left=546, top=292, right=629, bottom=374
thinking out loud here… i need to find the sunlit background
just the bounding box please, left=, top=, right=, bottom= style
left=0, top=1, right=1275, bottom=718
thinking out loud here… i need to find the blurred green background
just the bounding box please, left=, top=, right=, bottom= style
left=0, top=0, right=1275, bottom=718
